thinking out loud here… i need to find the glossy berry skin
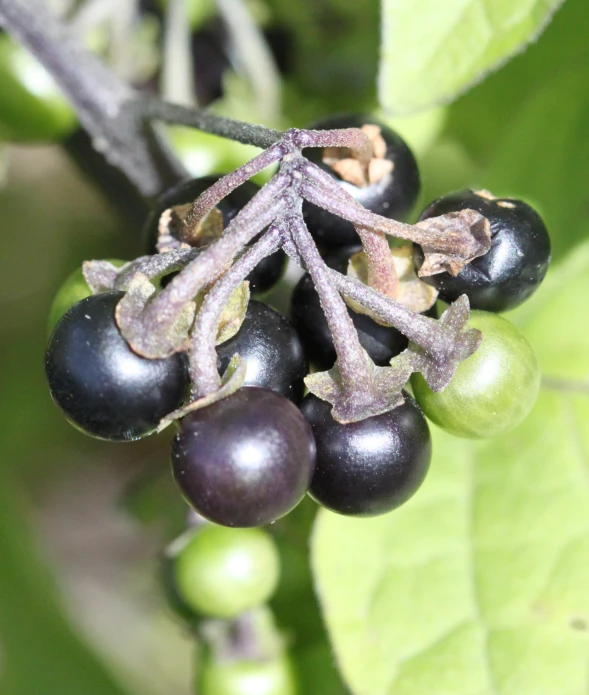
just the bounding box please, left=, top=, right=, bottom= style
left=199, top=653, right=296, bottom=695
left=291, top=246, right=408, bottom=370
left=45, top=291, right=188, bottom=441
left=46, top=259, right=126, bottom=334
left=0, top=35, right=76, bottom=142
left=172, top=388, right=316, bottom=527
left=302, top=114, right=420, bottom=247
left=174, top=525, right=280, bottom=618
left=143, top=175, right=286, bottom=295
left=415, top=190, right=551, bottom=312
left=412, top=311, right=540, bottom=439
left=217, top=301, right=307, bottom=403
left=300, top=392, right=431, bottom=517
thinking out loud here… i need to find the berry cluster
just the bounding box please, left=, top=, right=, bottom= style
left=45, top=114, right=550, bottom=529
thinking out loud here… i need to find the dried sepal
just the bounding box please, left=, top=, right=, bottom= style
left=322, top=124, right=393, bottom=188
left=82, top=260, right=123, bottom=293
left=156, top=354, right=247, bottom=432
left=114, top=248, right=198, bottom=290
left=215, top=281, right=250, bottom=345
left=157, top=205, right=224, bottom=253
left=408, top=295, right=482, bottom=391
left=305, top=349, right=417, bottom=424
left=156, top=208, right=188, bottom=253
left=346, top=245, right=438, bottom=318
left=179, top=206, right=224, bottom=247
left=416, top=209, right=491, bottom=277
left=115, top=273, right=196, bottom=358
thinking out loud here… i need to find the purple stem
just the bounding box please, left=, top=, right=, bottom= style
left=356, top=227, right=398, bottom=297
left=330, top=271, right=455, bottom=359
left=189, top=226, right=282, bottom=398
left=182, top=142, right=288, bottom=235
left=301, top=165, right=483, bottom=256
left=289, top=213, right=374, bottom=403
left=114, top=248, right=198, bottom=288
left=0, top=0, right=185, bottom=198
left=140, top=172, right=289, bottom=331
left=141, top=97, right=282, bottom=150
left=288, top=128, right=372, bottom=164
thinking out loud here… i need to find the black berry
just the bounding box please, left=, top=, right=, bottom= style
left=414, top=190, right=551, bottom=312
left=217, top=300, right=307, bottom=402
left=45, top=291, right=188, bottom=441
left=302, top=114, right=420, bottom=248
left=172, top=388, right=316, bottom=527
left=291, top=246, right=408, bottom=370
left=300, top=392, right=431, bottom=517
left=143, top=175, right=286, bottom=295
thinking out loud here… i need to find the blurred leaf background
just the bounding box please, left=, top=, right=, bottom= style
left=0, top=0, right=588, bottom=692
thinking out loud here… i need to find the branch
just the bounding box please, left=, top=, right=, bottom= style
left=0, top=0, right=286, bottom=199
left=140, top=98, right=283, bottom=150
left=0, top=0, right=186, bottom=199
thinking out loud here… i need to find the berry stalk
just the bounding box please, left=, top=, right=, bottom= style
left=288, top=213, right=377, bottom=412
left=189, top=226, right=282, bottom=398
left=331, top=271, right=482, bottom=390
left=0, top=0, right=186, bottom=198
left=114, top=248, right=198, bottom=288
left=355, top=227, right=399, bottom=297
left=300, top=162, right=490, bottom=273
left=180, top=142, right=289, bottom=238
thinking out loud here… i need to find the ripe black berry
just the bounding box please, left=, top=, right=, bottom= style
left=300, top=393, right=431, bottom=517
left=45, top=291, right=188, bottom=441
left=302, top=114, right=420, bottom=248
left=217, top=300, right=307, bottom=402
left=172, top=388, right=316, bottom=527
left=143, top=175, right=286, bottom=295
left=291, top=246, right=408, bottom=370
left=414, top=190, right=551, bottom=312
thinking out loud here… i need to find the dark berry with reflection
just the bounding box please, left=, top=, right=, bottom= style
left=300, top=392, right=431, bottom=517
left=143, top=175, right=286, bottom=295
left=415, top=190, right=551, bottom=312
left=45, top=291, right=188, bottom=441
left=302, top=114, right=420, bottom=247
left=217, top=300, right=307, bottom=402
left=172, top=388, right=316, bottom=527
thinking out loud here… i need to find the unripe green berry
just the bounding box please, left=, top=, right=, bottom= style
left=0, top=35, right=76, bottom=142
left=175, top=525, right=280, bottom=618
left=199, top=652, right=296, bottom=695
left=411, top=310, right=540, bottom=439
left=47, top=260, right=125, bottom=334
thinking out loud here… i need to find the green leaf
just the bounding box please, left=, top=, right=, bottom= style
left=0, top=476, right=136, bottom=695
left=481, top=72, right=589, bottom=261
left=311, top=242, right=589, bottom=695
left=424, top=0, right=589, bottom=261
left=379, top=0, right=565, bottom=116
left=447, top=0, right=589, bottom=162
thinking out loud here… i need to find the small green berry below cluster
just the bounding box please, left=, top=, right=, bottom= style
left=411, top=311, right=541, bottom=439
left=174, top=524, right=281, bottom=619
left=198, top=651, right=296, bottom=695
